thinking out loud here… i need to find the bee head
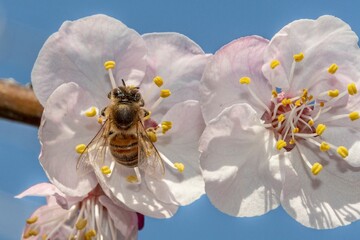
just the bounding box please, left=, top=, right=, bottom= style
left=108, top=82, right=141, bottom=103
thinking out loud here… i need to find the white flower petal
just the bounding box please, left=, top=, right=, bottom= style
left=141, top=32, right=210, bottom=121
left=263, top=15, right=360, bottom=94
left=200, top=36, right=272, bottom=124
left=200, top=103, right=281, bottom=216
left=93, top=153, right=179, bottom=219
left=280, top=141, right=360, bottom=229
left=32, top=14, right=147, bottom=105
left=145, top=100, right=205, bottom=205
left=39, top=83, right=99, bottom=197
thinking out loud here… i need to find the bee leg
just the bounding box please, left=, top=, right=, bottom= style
left=101, top=107, right=107, bottom=117
left=143, top=109, right=150, bottom=118
left=139, top=98, right=145, bottom=107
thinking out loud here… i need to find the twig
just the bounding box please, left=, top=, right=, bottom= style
left=0, top=79, right=43, bottom=126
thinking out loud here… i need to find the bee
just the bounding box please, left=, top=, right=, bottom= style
left=77, top=80, right=165, bottom=178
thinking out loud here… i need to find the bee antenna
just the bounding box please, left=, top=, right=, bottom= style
left=121, top=79, right=126, bottom=86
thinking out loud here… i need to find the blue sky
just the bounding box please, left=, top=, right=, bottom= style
left=1, top=0, right=360, bottom=239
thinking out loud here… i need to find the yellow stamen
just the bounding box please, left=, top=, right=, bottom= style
left=126, top=175, right=138, bottom=183
left=319, top=102, right=325, bottom=107
left=144, top=111, right=151, bottom=121
left=75, top=144, right=87, bottom=154
left=348, top=83, right=358, bottom=95
left=289, top=138, right=296, bottom=145
left=311, top=162, right=323, bottom=175
left=85, top=107, right=97, bottom=117
left=308, top=95, right=313, bottom=101
left=239, top=76, right=251, bottom=85
left=328, top=63, right=338, bottom=74
left=161, top=121, right=173, bottom=134
left=85, top=229, right=97, bottom=240
left=295, top=99, right=302, bottom=106
left=276, top=139, right=287, bottom=150
left=174, top=162, right=185, bottom=173
left=147, top=130, right=157, bottom=142
left=160, top=89, right=171, bottom=98
left=104, top=61, right=116, bottom=70
left=25, top=229, right=38, bottom=237
left=76, top=218, right=88, bottom=230
left=270, top=60, right=280, bottom=69
left=320, top=142, right=330, bottom=152
left=42, top=234, right=48, bottom=240
left=26, top=216, right=38, bottom=224
left=328, top=89, right=339, bottom=98
left=97, top=117, right=103, bottom=124
left=293, top=52, right=304, bottom=62
left=153, top=76, right=164, bottom=87
left=308, top=119, right=314, bottom=126
left=337, top=146, right=348, bottom=158
left=272, top=90, right=278, bottom=98
left=281, top=98, right=291, bottom=106
left=292, top=127, right=299, bottom=133
left=349, top=112, right=360, bottom=121
left=316, top=124, right=326, bottom=136
left=277, top=114, right=285, bottom=123
left=101, top=166, right=111, bottom=175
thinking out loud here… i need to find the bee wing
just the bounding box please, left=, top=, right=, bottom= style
left=76, top=120, right=111, bottom=175
left=137, top=120, right=165, bottom=178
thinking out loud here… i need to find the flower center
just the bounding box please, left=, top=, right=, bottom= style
left=239, top=52, right=359, bottom=175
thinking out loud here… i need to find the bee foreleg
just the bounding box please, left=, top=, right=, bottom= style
left=101, top=107, right=107, bottom=117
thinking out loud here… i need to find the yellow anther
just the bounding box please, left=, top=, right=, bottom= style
left=320, top=142, right=330, bottom=152
left=26, top=229, right=38, bottom=237
left=104, top=60, right=116, bottom=70
left=277, top=114, right=285, bottom=123
left=153, top=76, right=164, bottom=87
left=160, top=89, right=171, bottom=98
left=328, top=63, right=338, bottom=74
left=289, top=138, right=296, bottom=145
left=75, top=144, right=87, bottom=154
left=316, top=124, right=326, bottom=136
left=144, top=111, right=151, bottom=120
left=76, top=218, right=88, bottom=230
left=26, top=216, right=38, bottom=224
left=97, top=117, right=103, bottom=124
left=349, top=112, right=360, bottom=121
left=42, top=234, right=48, bottom=240
left=85, top=107, right=97, bottom=117
left=272, top=90, right=278, bottom=98
left=126, top=175, right=138, bottom=183
left=308, top=119, right=314, bottom=127
left=174, top=162, right=185, bottom=173
left=101, top=166, right=111, bottom=175
left=239, top=76, right=251, bottom=85
left=295, top=99, right=302, bottom=106
left=161, top=121, right=173, bottom=134
left=85, top=229, right=97, bottom=240
left=348, top=83, right=358, bottom=95
left=337, top=146, right=348, bottom=158
left=328, top=89, right=339, bottom=98
left=319, top=102, right=325, bottom=107
left=292, top=127, right=299, bottom=133
left=311, top=162, right=323, bottom=175
left=276, top=139, right=287, bottom=150
left=147, top=130, right=157, bottom=142
left=293, top=52, right=304, bottom=62
left=308, top=95, right=313, bottom=101
left=270, top=60, right=280, bottom=69
left=301, top=89, right=308, bottom=98
left=281, top=98, right=291, bottom=106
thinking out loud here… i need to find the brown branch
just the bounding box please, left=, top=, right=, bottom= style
left=0, top=79, right=43, bottom=126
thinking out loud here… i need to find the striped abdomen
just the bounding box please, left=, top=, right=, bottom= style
left=109, top=133, right=138, bottom=167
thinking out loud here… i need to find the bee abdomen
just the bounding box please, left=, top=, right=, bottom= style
left=109, top=134, right=138, bottom=167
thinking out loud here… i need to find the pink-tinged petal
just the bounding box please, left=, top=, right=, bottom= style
left=145, top=100, right=205, bottom=205
left=99, top=195, right=138, bottom=238
left=263, top=15, right=360, bottom=95
left=200, top=36, right=271, bottom=124
left=200, top=103, right=281, bottom=216
left=32, top=14, right=147, bottom=105
left=280, top=141, right=360, bottom=229
left=15, top=183, right=57, bottom=198
left=39, top=83, right=100, bottom=197
left=141, top=33, right=210, bottom=121
left=93, top=154, right=179, bottom=218
left=320, top=126, right=360, bottom=167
